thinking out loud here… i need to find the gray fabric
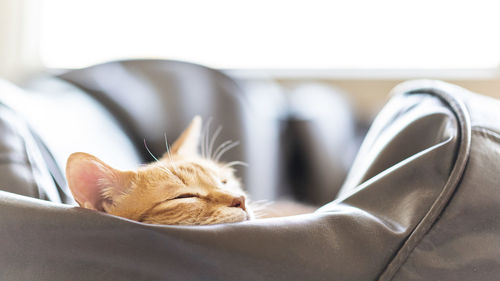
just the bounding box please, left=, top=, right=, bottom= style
left=392, top=128, right=500, bottom=281
left=11, top=76, right=142, bottom=173
left=0, top=79, right=499, bottom=281
left=0, top=99, right=61, bottom=202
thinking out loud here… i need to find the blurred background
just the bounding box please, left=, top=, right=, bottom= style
left=1, top=0, right=499, bottom=206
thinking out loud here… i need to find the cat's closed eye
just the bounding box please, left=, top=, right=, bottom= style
left=172, top=194, right=199, bottom=200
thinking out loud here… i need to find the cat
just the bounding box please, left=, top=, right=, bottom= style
left=66, top=116, right=252, bottom=225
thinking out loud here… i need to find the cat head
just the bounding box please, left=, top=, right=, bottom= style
left=66, top=116, right=251, bottom=225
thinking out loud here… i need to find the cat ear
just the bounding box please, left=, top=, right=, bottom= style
left=170, top=116, right=202, bottom=156
left=66, top=152, right=135, bottom=212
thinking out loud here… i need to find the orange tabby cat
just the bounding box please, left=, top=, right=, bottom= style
left=66, top=116, right=251, bottom=225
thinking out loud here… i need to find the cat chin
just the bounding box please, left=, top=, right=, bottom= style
left=210, top=209, right=250, bottom=224
left=234, top=209, right=252, bottom=222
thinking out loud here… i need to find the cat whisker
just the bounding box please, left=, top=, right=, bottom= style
left=160, top=166, right=175, bottom=176
left=144, top=138, right=174, bottom=176
left=223, top=161, right=248, bottom=169
left=201, top=117, right=213, bottom=159
left=164, top=132, right=172, bottom=161
left=251, top=209, right=266, bottom=214
left=208, top=125, right=222, bottom=160
left=248, top=209, right=265, bottom=216
left=248, top=200, right=273, bottom=210
left=200, top=125, right=206, bottom=158
left=249, top=210, right=268, bottom=219
left=247, top=200, right=274, bottom=219
left=212, top=140, right=233, bottom=160
left=144, top=139, right=160, bottom=162
left=214, top=141, right=240, bottom=162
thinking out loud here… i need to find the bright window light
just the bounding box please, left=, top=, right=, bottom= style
left=40, top=0, right=500, bottom=69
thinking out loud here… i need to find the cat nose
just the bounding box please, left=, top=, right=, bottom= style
left=230, top=196, right=246, bottom=210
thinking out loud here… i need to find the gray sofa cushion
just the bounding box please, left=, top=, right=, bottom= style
left=0, top=81, right=62, bottom=202
left=0, top=105, right=53, bottom=200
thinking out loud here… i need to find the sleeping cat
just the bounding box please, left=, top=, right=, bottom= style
left=66, top=116, right=252, bottom=225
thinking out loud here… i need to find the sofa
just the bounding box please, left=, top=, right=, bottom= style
left=1, top=60, right=499, bottom=281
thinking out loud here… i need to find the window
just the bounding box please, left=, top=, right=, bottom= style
left=40, top=0, right=500, bottom=70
